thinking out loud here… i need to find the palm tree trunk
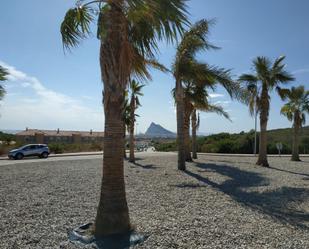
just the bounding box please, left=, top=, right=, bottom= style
left=192, top=109, right=197, bottom=159
left=257, top=84, right=269, bottom=167
left=291, top=115, right=301, bottom=161
left=129, top=96, right=135, bottom=163
left=176, top=79, right=186, bottom=170
left=184, top=103, right=192, bottom=162
left=95, top=30, right=130, bottom=236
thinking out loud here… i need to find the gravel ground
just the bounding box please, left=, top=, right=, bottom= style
left=0, top=153, right=308, bottom=249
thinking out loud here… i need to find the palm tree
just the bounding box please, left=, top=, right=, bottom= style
left=243, top=82, right=259, bottom=155
left=280, top=85, right=309, bottom=161
left=185, top=84, right=231, bottom=160
left=191, top=103, right=230, bottom=159
left=123, top=96, right=130, bottom=159
left=239, top=56, right=294, bottom=167
left=172, top=19, right=243, bottom=169
left=128, top=80, right=144, bottom=163
left=61, top=0, right=188, bottom=237
left=191, top=109, right=200, bottom=159
left=172, top=19, right=216, bottom=170
left=0, top=66, right=8, bottom=100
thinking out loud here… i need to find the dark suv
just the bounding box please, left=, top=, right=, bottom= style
left=8, top=144, right=50, bottom=160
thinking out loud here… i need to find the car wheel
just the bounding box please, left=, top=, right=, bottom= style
left=41, top=152, right=48, bottom=159
left=15, top=153, right=24, bottom=160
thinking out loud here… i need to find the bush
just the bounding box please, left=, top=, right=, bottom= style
left=48, top=143, right=65, bottom=154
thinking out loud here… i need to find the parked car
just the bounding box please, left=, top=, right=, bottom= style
left=8, top=144, right=50, bottom=160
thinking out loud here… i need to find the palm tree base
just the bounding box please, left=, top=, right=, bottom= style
left=69, top=223, right=148, bottom=248
left=291, top=157, right=301, bottom=162
left=256, top=161, right=269, bottom=167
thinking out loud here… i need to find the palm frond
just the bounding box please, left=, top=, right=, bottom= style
left=238, top=74, right=258, bottom=84
left=200, top=103, right=231, bottom=121
left=280, top=85, right=309, bottom=126
left=0, top=66, right=8, bottom=100
left=61, top=6, right=93, bottom=50
left=127, top=0, right=189, bottom=58
left=276, top=86, right=290, bottom=101
left=0, top=66, right=8, bottom=81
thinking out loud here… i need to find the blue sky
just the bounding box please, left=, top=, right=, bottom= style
left=0, top=0, right=308, bottom=134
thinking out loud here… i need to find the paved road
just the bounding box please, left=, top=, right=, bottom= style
left=1, top=150, right=307, bottom=167
left=0, top=150, right=175, bottom=166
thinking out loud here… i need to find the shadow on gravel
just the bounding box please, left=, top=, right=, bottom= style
left=269, top=166, right=309, bottom=178
left=180, top=162, right=309, bottom=229
left=131, top=162, right=157, bottom=170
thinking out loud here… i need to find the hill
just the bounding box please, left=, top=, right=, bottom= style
left=145, top=122, right=176, bottom=138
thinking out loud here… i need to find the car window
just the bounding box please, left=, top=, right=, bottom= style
left=29, top=145, right=37, bottom=150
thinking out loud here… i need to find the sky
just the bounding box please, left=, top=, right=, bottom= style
left=0, top=0, right=309, bottom=134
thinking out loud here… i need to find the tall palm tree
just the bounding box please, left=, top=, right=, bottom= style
left=0, top=66, right=8, bottom=100
left=128, top=80, right=144, bottom=163
left=172, top=19, right=216, bottom=170
left=280, top=85, right=309, bottom=161
left=61, top=0, right=188, bottom=237
left=239, top=56, right=294, bottom=167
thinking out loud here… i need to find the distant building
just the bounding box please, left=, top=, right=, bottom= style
left=16, top=128, right=104, bottom=144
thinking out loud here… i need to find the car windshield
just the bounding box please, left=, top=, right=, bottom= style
left=19, top=145, right=31, bottom=150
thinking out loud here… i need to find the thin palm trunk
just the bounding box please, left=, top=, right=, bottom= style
left=95, top=10, right=130, bottom=236
left=176, top=79, right=186, bottom=170
left=184, top=102, right=192, bottom=162
left=292, top=114, right=301, bottom=161
left=129, top=97, right=135, bottom=163
left=257, top=84, right=269, bottom=167
left=191, top=109, right=197, bottom=159
left=123, top=124, right=127, bottom=159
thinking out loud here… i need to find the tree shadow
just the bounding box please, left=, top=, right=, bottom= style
left=206, top=158, right=253, bottom=165
left=179, top=162, right=309, bottom=229
left=131, top=162, right=157, bottom=170
left=269, top=166, right=309, bottom=178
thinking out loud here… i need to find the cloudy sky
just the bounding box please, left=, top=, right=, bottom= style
left=0, top=0, right=308, bottom=134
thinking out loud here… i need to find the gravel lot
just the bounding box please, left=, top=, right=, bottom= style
left=0, top=153, right=308, bottom=249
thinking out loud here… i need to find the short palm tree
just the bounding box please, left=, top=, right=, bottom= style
left=187, top=85, right=231, bottom=160
left=280, top=85, right=309, bottom=161
left=128, top=80, right=144, bottom=163
left=191, top=103, right=230, bottom=159
left=239, top=56, right=294, bottom=167
left=179, top=80, right=232, bottom=162
left=61, top=0, right=188, bottom=237
left=0, top=66, right=8, bottom=100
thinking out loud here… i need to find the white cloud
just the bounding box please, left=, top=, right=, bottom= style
left=0, top=61, right=103, bottom=130
left=293, top=68, right=309, bottom=75
left=209, top=93, right=224, bottom=98
left=214, top=100, right=230, bottom=107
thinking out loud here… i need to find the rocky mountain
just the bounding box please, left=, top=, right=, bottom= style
left=145, top=122, right=176, bottom=138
